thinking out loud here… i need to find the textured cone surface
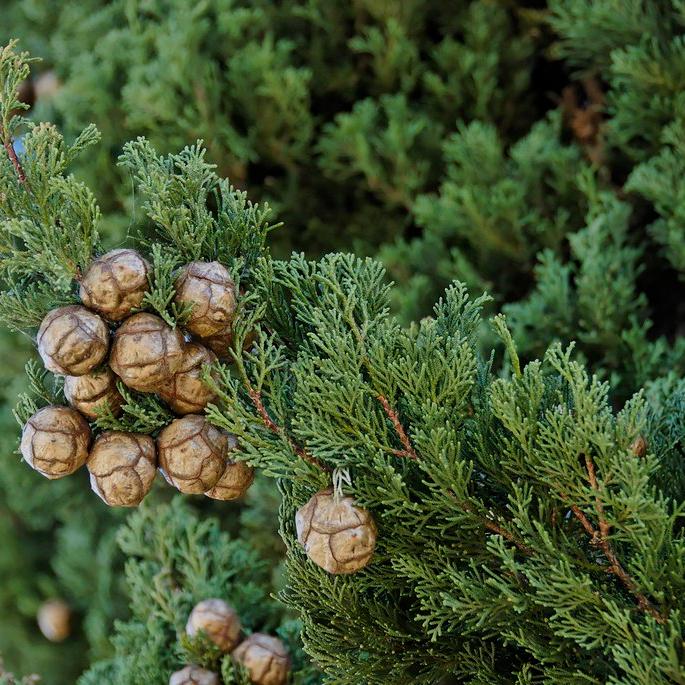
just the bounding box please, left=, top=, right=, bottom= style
left=88, top=431, right=157, bottom=506
left=169, top=665, right=219, bottom=685
left=64, top=367, right=123, bottom=419
left=20, top=406, right=91, bottom=479
left=174, top=261, right=237, bottom=338
left=205, top=434, right=254, bottom=500
left=110, top=312, right=185, bottom=392
left=232, top=633, right=291, bottom=685
left=37, top=305, right=109, bottom=376
left=37, top=599, right=70, bottom=642
left=80, top=248, right=151, bottom=321
left=295, top=490, right=377, bottom=574
left=185, top=598, right=241, bottom=652
left=158, top=343, right=218, bottom=414
left=158, top=415, right=227, bottom=493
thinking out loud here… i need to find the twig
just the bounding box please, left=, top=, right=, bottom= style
left=377, top=395, right=418, bottom=460
left=2, top=136, right=27, bottom=185
left=569, top=454, right=666, bottom=624
left=247, top=387, right=331, bottom=472
left=460, top=500, right=535, bottom=556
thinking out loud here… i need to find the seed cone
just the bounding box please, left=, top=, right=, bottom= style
left=110, top=312, right=185, bottom=392
left=157, top=415, right=228, bottom=493
left=232, top=633, right=290, bottom=685
left=21, top=406, right=91, bottom=479
left=80, top=248, right=151, bottom=321
left=169, top=665, right=219, bottom=685
left=185, top=598, right=241, bottom=652
left=204, top=434, right=253, bottom=500
left=64, top=367, right=123, bottom=419
left=37, top=305, right=109, bottom=376
left=158, top=343, right=218, bottom=415
left=88, top=431, right=157, bottom=506
left=295, top=490, right=377, bottom=574
left=37, top=599, right=71, bottom=643
left=174, top=261, right=237, bottom=338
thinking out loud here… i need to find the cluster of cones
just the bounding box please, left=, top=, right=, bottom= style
left=170, top=599, right=290, bottom=685
left=20, top=249, right=254, bottom=506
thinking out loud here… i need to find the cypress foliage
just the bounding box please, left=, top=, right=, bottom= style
left=1, top=2, right=685, bottom=682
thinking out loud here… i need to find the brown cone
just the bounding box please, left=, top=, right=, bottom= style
left=37, top=599, right=70, bottom=642
left=295, top=490, right=377, bottom=574
left=37, top=305, right=109, bottom=376
left=157, top=415, right=227, bottom=493
left=174, top=261, right=237, bottom=338
left=20, top=406, right=91, bottom=479
left=232, top=633, right=290, bottom=685
left=204, top=434, right=253, bottom=500
left=80, top=249, right=150, bottom=321
left=185, top=598, right=241, bottom=652
left=64, top=367, right=123, bottom=419
left=168, top=665, right=219, bottom=685
left=158, top=343, right=218, bottom=415
left=88, top=431, right=157, bottom=507
left=110, top=312, right=185, bottom=392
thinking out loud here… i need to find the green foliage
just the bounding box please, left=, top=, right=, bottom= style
left=208, top=253, right=685, bottom=684
left=0, top=0, right=545, bottom=258
left=79, top=497, right=320, bottom=685
left=383, top=112, right=587, bottom=321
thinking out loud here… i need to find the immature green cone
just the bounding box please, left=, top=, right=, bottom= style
left=110, top=312, right=185, bottom=392
left=185, top=598, right=241, bottom=652
left=295, top=490, right=377, bottom=574
left=88, top=432, right=157, bottom=507
left=158, top=415, right=227, bottom=493
left=64, top=367, right=123, bottom=419
left=232, top=633, right=290, bottom=685
left=174, top=261, right=237, bottom=338
left=79, top=248, right=151, bottom=321
left=20, top=406, right=91, bottom=479
left=37, top=305, right=109, bottom=376
left=169, top=665, right=219, bottom=685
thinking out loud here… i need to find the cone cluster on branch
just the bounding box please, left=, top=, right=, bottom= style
left=171, top=599, right=291, bottom=685
left=20, top=250, right=255, bottom=507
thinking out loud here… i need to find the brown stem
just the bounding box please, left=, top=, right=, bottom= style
left=2, top=136, right=27, bottom=185
left=377, top=395, right=418, bottom=460
left=460, top=500, right=534, bottom=556
left=247, top=388, right=331, bottom=472
left=569, top=454, right=667, bottom=624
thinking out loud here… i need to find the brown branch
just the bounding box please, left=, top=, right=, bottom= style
left=569, top=454, right=667, bottom=624
left=2, top=137, right=27, bottom=185
left=460, top=500, right=535, bottom=556
left=248, top=388, right=331, bottom=472
left=584, top=454, right=611, bottom=540
left=377, top=395, right=418, bottom=460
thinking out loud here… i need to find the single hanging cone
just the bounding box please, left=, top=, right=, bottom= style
left=295, top=489, right=377, bottom=574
